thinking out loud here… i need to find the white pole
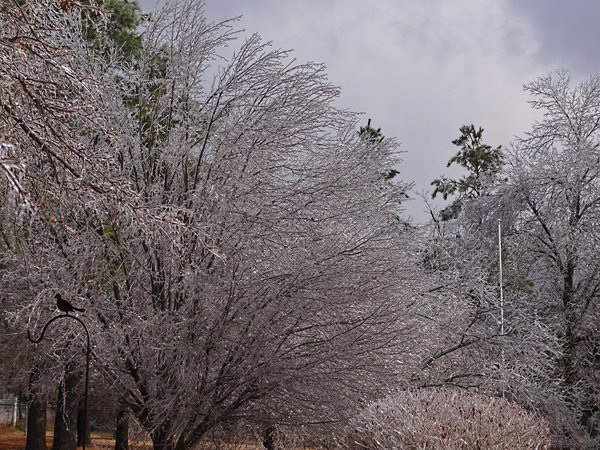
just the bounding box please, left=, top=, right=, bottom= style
left=12, top=397, right=17, bottom=427
left=498, top=219, right=504, bottom=337
left=498, top=219, right=506, bottom=398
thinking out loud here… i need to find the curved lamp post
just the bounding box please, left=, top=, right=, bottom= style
left=28, top=314, right=90, bottom=450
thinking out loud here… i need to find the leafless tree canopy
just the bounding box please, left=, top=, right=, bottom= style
left=0, top=1, right=424, bottom=448
left=1, top=1, right=598, bottom=449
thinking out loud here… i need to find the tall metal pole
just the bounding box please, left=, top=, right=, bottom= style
left=498, top=219, right=504, bottom=337
left=498, top=219, right=506, bottom=398
left=28, top=314, right=90, bottom=450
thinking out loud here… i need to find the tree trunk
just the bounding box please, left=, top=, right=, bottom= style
left=262, top=424, right=276, bottom=450
left=151, top=424, right=170, bottom=450
left=559, top=259, right=597, bottom=445
left=52, top=364, right=80, bottom=450
left=25, top=367, right=47, bottom=450
left=76, top=399, right=90, bottom=447
left=26, top=395, right=47, bottom=450
left=581, top=402, right=599, bottom=438
left=581, top=343, right=600, bottom=437
left=151, top=422, right=186, bottom=450
left=151, top=432, right=174, bottom=450
left=115, top=406, right=129, bottom=450
left=561, top=262, right=578, bottom=388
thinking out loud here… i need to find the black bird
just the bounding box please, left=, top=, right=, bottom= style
left=55, top=293, right=85, bottom=314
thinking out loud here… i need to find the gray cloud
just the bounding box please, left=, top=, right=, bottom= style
left=506, top=0, right=600, bottom=75
left=136, top=0, right=597, bottom=221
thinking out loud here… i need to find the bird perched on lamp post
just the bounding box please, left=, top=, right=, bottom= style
left=55, top=293, right=85, bottom=314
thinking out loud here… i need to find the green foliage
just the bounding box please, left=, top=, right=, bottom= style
left=383, top=168, right=399, bottom=180
left=83, top=0, right=143, bottom=61
left=104, top=0, right=143, bottom=59
left=101, top=223, right=117, bottom=241
left=132, top=49, right=174, bottom=151
left=431, top=124, right=502, bottom=220
left=359, top=118, right=399, bottom=180
left=359, top=118, right=384, bottom=143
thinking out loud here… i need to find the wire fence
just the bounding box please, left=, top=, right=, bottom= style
left=0, top=398, right=27, bottom=426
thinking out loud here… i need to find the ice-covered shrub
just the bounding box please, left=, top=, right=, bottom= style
left=346, top=388, right=551, bottom=449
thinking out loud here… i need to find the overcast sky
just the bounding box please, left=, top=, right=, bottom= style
left=139, top=0, right=600, bottom=222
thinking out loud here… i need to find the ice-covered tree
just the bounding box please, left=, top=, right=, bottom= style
left=0, top=0, right=140, bottom=446
left=1, top=1, right=421, bottom=449
left=421, top=71, right=600, bottom=446
left=502, top=70, right=600, bottom=444
left=431, top=124, right=503, bottom=220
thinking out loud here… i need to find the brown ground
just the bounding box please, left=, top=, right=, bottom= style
left=0, top=425, right=265, bottom=449
left=0, top=424, right=152, bottom=449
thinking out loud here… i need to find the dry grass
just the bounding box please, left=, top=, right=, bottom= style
left=0, top=425, right=270, bottom=449
left=0, top=424, right=153, bottom=449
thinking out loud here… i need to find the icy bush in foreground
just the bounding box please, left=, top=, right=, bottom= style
left=346, top=388, right=551, bottom=449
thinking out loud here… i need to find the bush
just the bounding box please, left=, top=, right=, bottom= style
left=345, top=388, right=551, bottom=449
